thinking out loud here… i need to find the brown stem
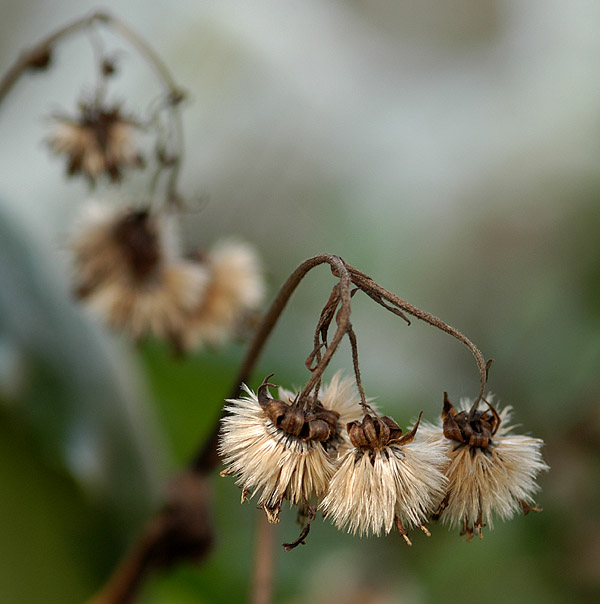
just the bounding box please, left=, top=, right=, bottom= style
left=249, top=514, right=275, bottom=604
left=84, top=515, right=166, bottom=604
left=346, top=325, right=373, bottom=414
left=296, top=256, right=352, bottom=406
left=344, top=262, right=487, bottom=408
left=103, top=13, right=185, bottom=207
left=192, top=253, right=351, bottom=470
left=0, top=11, right=108, bottom=106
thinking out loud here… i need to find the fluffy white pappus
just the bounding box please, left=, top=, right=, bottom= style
left=219, top=385, right=336, bottom=518
left=417, top=399, right=549, bottom=531
left=319, top=437, right=449, bottom=537
left=70, top=202, right=179, bottom=292
left=185, top=240, right=264, bottom=349
left=86, top=262, right=209, bottom=343
left=70, top=202, right=208, bottom=345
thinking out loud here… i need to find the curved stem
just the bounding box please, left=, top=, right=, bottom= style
left=96, top=13, right=185, bottom=207
left=192, top=253, right=350, bottom=470
left=344, top=262, right=487, bottom=409
left=0, top=11, right=107, bottom=107
left=296, top=256, right=352, bottom=406
left=249, top=514, right=275, bottom=604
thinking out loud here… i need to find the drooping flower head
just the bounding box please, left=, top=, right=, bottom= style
left=219, top=374, right=362, bottom=523
left=319, top=411, right=448, bottom=543
left=419, top=394, right=549, bottom=540
left=70, top=201, right=207, bottom=347
left=49, top=101, right=144, bottom=185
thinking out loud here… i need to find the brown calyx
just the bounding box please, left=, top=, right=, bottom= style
left=347, top=411, right=423, bottom=450
left=257, top=375, right=340, bottom=443
left=114, top=209, right=161, bottom=280
left=442, top=392, right=500, bottom=448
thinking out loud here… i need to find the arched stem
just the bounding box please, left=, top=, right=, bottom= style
left=343, top=262, right=487, bottom=409
left=193, top=253, right=351, bottom=470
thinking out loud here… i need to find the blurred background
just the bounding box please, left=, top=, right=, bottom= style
left=1, top=0, right=599, bottom=602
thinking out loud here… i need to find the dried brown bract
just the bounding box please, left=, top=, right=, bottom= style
left=49, top=101, right=144, bottom=185
left=319, top=412, right=448, bottom=542
left=419, top=394, right=549, bottom=540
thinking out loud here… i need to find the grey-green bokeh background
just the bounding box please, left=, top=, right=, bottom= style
left=1, top=1, right=599, bottom=602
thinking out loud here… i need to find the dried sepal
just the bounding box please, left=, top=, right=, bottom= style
left=442, top=392, right=500, bottom=448
left=347, top=412, right=423, bottom=449
left=258, top=375, right=339, bottom=443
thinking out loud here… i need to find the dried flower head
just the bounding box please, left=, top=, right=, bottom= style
left=184, top=240, right=264, bottom=350
left=49, top=101, right=144, bottom=184
left=71, top=202, right=207, bottom=346
left=219, top=375, right=360, bottom=523
left=319, top=413, right=448, bottom=542
left=418, top=394, right=549, bottom=540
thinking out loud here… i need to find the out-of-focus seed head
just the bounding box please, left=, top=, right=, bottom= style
left=49, top=101, right=144, bottom=185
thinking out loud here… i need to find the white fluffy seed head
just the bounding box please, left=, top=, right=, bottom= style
left=184, top=240, right=265, bottom=350
left=85, top=262, right=209, bottom=343
left=418, top=398, right=549, bottom=530
left=219, top=384, right=337, bottom=518
left=319, top=430, right=449, bottom=537
left=70, top=202, right=208, bottom=345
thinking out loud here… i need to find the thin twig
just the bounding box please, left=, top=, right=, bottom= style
left=0, top=11, right=107, bottom=106
left=344, top=262, right=487, bottom=407
left=85, top=515, right=165, bottom=604
left=347, top=325, right=374, bottom=414
left=249, top=514, right=275, bottom=604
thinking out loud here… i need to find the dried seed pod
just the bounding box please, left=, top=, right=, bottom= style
left=320, top=411, right=447, bottom=539
left=257, top=377, right=339, bottom=443
left=441, top=392, right=500, bottom=449
left=220, top=372, right=365, bottom=536
left=419, top=395, right=549, bottom=540
left=219, top=376, right=353, bottom=525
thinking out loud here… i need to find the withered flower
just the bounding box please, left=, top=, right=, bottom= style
left=49, top=101, right=144, bottom=184
left=319, top=413, right=448, bottom=543
left=419, top=394, right=549, bottom=540
left=219, top=375, right=355, bottom=523
left=183, top=240, right=264, bottom=350
left=71, top=201, right=207, bottom=347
